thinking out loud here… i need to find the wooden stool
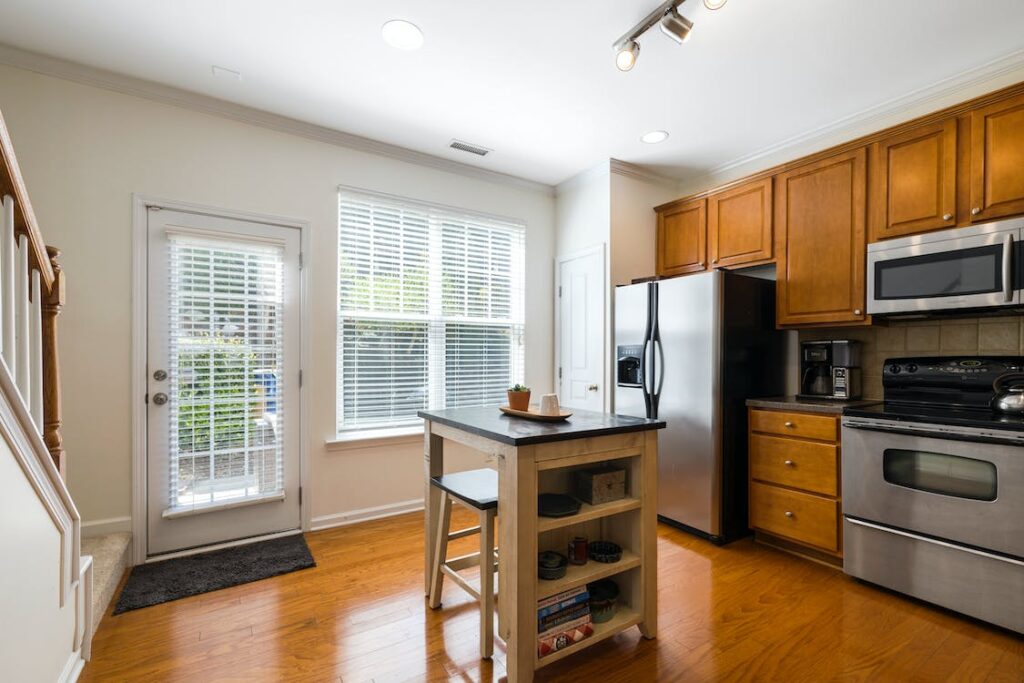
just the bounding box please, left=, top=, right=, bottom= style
left=428, top=468, right=498, bottom=659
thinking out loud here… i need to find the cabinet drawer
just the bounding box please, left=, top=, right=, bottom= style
left=750, top=482, right=839, bottom=552
left=750, top=434, right=838, bottom=496
left=749, top=409, right=838, bottom=442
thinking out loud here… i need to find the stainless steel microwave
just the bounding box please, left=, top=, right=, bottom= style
left=867, top=219, right=1024, bottom=315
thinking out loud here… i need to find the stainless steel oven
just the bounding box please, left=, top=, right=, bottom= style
left=842, top=416, right=1024, bottom=633
left=867, top=219, right=1023, bottom=316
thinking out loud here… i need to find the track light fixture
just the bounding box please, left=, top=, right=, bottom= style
left=613, top=0, right=712, bottom=70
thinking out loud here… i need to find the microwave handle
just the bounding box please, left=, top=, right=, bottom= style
left=1004, top=233, right=1013, bottom=302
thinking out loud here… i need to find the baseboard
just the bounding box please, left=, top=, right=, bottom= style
left=311, top=498, right=424, bottom=532
left=81, top=515, right=131, bottom=537
left=58, top=650, right=85, bottom=683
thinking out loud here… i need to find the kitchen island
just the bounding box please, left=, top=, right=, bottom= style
left=419, top=406, right=665, bottom=682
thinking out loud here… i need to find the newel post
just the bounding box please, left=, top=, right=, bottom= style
left=41, top=245, right=65, bottom=478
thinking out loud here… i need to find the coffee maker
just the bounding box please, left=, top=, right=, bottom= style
left=799, top=340, right=862, bottom=399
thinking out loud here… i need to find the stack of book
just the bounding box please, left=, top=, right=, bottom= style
left=536, top=586, right=594, bottom=658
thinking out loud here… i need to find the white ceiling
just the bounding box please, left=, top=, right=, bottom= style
left=0, top=1, right=1023, bottom=186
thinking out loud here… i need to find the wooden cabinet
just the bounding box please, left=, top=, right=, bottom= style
left=970, top=92, right=1024, bottom=222
left=748, top=408, right=842, bottom=559
left=656, top=198, right=706, bottom=277
left=708, top=178, right=773, bottom=267
left=870, top=119, right=957, bottom=241
left=775, top=148, right=868, bottom=327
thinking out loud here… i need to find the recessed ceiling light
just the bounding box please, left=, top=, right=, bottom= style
left=704, top=0, right=727, bottom=9
left=641, top=130, right=669, bottom=144
left=381, top=19, right=424, bottom=50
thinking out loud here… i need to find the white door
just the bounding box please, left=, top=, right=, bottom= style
left=557, top=247, right=605, bottom=411
left=146, top=208, right=302, bottom=556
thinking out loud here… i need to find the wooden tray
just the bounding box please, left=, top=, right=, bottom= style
left=499, top=405, right=573, bottom=422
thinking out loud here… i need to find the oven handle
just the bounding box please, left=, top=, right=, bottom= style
left=846, top=517, right=1024, bottom=568
left=842, top=418, right=1024, bottom=445
left=1003, top=233, right=1014, bottom=302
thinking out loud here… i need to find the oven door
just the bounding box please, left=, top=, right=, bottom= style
left=866, top=221, right=1021, bottom=315
left=842, top=417, right=1024, bottom=558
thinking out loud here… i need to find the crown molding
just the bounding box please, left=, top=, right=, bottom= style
left=609, top=158, right=679, bottom=189
left=0, top=43, right=555, bottom=197
left=677, top=47, right=1024, bottom=195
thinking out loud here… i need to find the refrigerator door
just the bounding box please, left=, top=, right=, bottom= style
left=613, top=282, right=652, bottom=419
left=654, top=271, right=722, bottom=536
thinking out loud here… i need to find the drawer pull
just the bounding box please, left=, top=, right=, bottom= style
left=784, top=459, right=795, bottom=467
left=784, top=421, right=795, bottom=428
left=784, top=511, right=794, bottom=518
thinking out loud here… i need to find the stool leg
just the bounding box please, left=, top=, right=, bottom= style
left=428, top=493, right=452, bottom=609
left=479, top=508, right=495, bottom=659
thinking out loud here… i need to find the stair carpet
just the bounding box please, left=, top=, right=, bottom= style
left=80, top=532, right=131, bottom=629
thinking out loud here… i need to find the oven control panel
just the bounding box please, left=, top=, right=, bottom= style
left=882, top=356, right=1024, bottom=407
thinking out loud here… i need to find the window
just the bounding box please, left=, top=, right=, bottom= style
left=337, top=189, right=525, bottom=432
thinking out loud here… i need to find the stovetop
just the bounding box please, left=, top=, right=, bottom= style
left=843, top=355, right=1024, bottom=432
left=843, top=402, right=1024, bottom=431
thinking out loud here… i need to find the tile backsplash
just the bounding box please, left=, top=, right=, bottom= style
left=799, top=315, right=1024, bottom=399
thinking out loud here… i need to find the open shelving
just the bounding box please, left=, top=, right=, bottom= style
left=536, top=497, right=641, bottom=533
left=537, top=550, right=641, bottom=600
left=535, top=607, right=642, bottom=668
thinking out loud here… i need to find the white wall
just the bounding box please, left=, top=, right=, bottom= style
left=0, top=64, right=556, bottom=528
left=0, top=434, right=77, bottom=682
left=609, top=168, right=677, bottom=287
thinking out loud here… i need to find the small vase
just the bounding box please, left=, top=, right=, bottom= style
left=507, top=390, right=531, bottom=411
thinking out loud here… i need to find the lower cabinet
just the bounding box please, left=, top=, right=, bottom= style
left=748, top=408, right=843, bottom=560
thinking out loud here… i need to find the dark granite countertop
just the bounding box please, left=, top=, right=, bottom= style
left=745, top=396, right=879, bottom=415
left=418, top=406, right=665, bottom=446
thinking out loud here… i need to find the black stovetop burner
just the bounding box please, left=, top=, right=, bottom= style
left=842, top=355, right=1024, bottom=431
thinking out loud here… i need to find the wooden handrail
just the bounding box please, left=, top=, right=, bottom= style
left=0, top=108, right=54, bottom=292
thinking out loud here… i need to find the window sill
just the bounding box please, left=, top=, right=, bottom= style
left=325, top=426, right=425, bottom=452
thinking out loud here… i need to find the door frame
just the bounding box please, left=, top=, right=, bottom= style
left=553, top=244, right=607, bottom=412
left=130, top=194, right=311, bottom=565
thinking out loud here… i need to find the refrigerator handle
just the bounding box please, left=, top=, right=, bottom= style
left=655, top=338, right=666, bottom=397
left=641, top=337, right=653, bottom=417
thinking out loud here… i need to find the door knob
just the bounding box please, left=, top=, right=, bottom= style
left=152, top=392, right=168, bottom=406
left=587, top=384, right=599, bottom=392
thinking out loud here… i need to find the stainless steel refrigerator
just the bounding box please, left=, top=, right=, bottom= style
left=614, top=270, right=785, bottom=543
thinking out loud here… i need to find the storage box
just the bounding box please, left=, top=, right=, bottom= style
left=572, top=466, right=626, bottom=505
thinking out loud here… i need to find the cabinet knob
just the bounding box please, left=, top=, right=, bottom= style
left=854, top=309, right=862, bottom=316
left=784, top=511, right=794, bottom=518
left=971, top=207, right=982, bottom=215
left=784, top=421, right=795, bottom=428
left=942, top=213, right=953, bottom=221
left=784, top=459, right=795, bottom=467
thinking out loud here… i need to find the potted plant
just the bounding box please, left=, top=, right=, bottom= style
left=507, top=383, right=531, bottom=411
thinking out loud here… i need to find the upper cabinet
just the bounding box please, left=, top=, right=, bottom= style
left=708, top=178, right=773, bottom=268
left=970, top=92, right=1024, bottom=222
left=656, top=198, right=706, bottom=277
left=870, top=119, right=957, bottom=241
left=775, top=148, right=868, bottom=327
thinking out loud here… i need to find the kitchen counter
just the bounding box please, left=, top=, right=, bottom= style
left=746, top=396, right=878, bottom=415
left=419, top=407, right=664, bottom=681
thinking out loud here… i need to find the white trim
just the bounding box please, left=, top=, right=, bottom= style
left=131, top=194, right=312, bottom=565
left=609, top=159, right=678, bottom=189
left=552, top=244, right=608, bottom=411
left=57, top=650, right=85, bottom=683
left=0, top=43, right=554, bottom=197
left=338, top=185, right=528, bottom=231
left=81, top=515, right=132, bottom=537
left=677, top=47, right=1024, bottom=195
left=162, top=492, right=287, bottom=519
left=326, top=425, right=424, bottom=452
left=145, top=528, right=303, bottom=563
left=310, top=498, right=425, bottom=532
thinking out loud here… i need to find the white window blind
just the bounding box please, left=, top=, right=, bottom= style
left=337, top=189, right=525, bottom=432
left=167, top=233, right=285, bottom=512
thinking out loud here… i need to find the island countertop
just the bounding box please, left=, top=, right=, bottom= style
left=417, top=406, right=665, bottom=446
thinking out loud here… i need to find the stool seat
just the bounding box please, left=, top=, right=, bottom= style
left=431, top=468, right=498, bottom=510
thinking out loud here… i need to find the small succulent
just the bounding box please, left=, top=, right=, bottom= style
left=509, top=383, right=530, bottom=393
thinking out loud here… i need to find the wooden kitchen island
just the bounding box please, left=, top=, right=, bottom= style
left=418, top=407, right=665, bottom=682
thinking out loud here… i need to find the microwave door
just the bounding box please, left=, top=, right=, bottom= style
left=867, top=223, right=1020, bottom=315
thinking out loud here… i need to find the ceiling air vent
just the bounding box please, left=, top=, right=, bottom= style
left=448, top=139, right=492, bottom=157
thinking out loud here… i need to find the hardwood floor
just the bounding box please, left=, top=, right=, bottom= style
left=82, top=510, right=1023, bottom=682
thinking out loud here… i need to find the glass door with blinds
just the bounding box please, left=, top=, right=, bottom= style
left=146, top=208, right=301, bottom=556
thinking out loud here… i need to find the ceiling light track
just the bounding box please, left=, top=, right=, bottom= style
left=613, top=0, right=724, bottom=71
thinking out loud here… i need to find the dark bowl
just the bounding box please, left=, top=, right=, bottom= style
left=588, top=541, right=622, bottom=563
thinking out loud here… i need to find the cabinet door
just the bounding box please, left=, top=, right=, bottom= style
left=656, top=198, right=706, bottom=276
left=870, top=119, right=957, bottom=241
left=970, top=92, right=1024, bottom=221
left=776, top=148, right=868, bottom=327
left=708, top=177, right=773, bottom=267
